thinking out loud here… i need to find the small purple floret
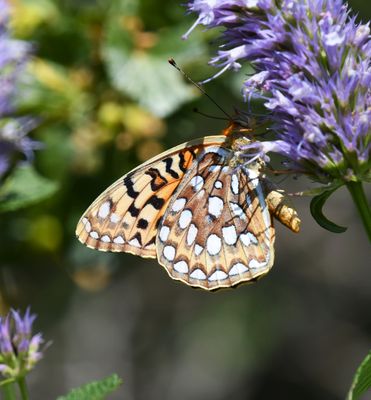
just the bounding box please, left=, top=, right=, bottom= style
left=0, top=0, right=39, bottom=180
left=0, top=308, right=47, bottom=379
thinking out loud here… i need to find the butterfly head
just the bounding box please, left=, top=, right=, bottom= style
left=222, top=129, right=265, bottom=174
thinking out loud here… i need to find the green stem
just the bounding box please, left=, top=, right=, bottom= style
left=1, top=382, right=17, bottom=400
left=17, top=377, right=29, bottom=400
left=346, top=181, right=371, bottom=242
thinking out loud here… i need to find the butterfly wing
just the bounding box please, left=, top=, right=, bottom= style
left=157, top=147, right=275, bottom=290
left=76, top=136, right=226, bottom=258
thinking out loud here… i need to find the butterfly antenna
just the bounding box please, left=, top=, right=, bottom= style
left=168, top=58, right=233, bottom=121
left=193, top=108, right=229, bottom=121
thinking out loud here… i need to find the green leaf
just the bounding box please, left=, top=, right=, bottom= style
left=294, top=181, right=343, bottom=197
left=18, top=60, right=92, bottom=124
left=102, top=16, right=207, bottom=117
left=56, top=374, right=123, bottom=400
left=0, top=165, right=58, bottom=212
left=347, top=351, right=371, bottom=400
left=310, top=188, right=347, bottom=233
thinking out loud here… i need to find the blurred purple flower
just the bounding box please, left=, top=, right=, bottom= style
left=0, top=0, right=40, bottom=180
left=0, top=308, right=47, bottom=379
left=184, top=0, right=371, bottom=185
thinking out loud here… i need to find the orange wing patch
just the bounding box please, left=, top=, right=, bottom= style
left=76, top=137, right=226, bottom=257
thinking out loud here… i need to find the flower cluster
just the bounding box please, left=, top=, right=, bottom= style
left=0, top=0, right=40, bottom=180
left=184, top=0, right=371, bottom=185
left=0, top=308, right=46, bottom=380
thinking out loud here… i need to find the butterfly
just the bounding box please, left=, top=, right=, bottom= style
left=76, top=125, right=300, bottom=291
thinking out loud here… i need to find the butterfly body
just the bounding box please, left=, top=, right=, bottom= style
left=76, top=130, right=300, bottom=291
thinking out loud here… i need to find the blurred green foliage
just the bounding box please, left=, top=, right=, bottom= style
left=0, top=165, right=58, bottom=212
left=2, top=0, right=223, bottom=294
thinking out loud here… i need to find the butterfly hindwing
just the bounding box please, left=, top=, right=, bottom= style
left=76, top=136, right=226, bottom=258
left=156, top=146, right=275, bottom=290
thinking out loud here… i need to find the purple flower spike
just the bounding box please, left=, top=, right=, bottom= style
left=0, top=308, right=48, bottom=380
left=0, top=0, right=39, bottom=180
left=184, top=0, right=371, bottom=185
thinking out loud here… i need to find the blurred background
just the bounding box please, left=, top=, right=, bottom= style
left=0, top=0, right=370, bottom=399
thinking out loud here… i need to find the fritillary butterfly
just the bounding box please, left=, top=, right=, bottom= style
left=76, top=127, right=300, bottom=290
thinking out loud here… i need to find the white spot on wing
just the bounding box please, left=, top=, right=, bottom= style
left=204, top=146, right=229, bottom=158
left=179, top=210, right=193, bottom=229
left=206, top=234, right=222, bottom=256
left=231, top=174, right=239, bottom=195
left=190, top=175, right=204, bottom=191
left=110, top=213, right=120, bottom=224
left=195, top=244, right=204, bottom=256
left=209, top=165, right=221, bottom=172
left=113, top=236, right=125, bottom=244
left=82, top=218, right=91, bottom=233
left=208, top=196, right=224, bottom=218
left=190, top=269, right=207, bottom=280
left=214, top=180, right=223, bottom=189
left=128, top=238, right=141, bottom=247
left=249, top=259, right=266, bottom=269
left=98, top=201, right=111, bottom=218
left=101, top=235, right=111, bottom=243
left=222, top=225, right=237, bottom=245
left=90, top=231, right=99, bottom=239
left=240, top=232, right=258, bottom=246
left=163, top=245, right=176, bottom=261
left=186, top=224, right=198, bottom=246
left=230, top=202, right=246, bottom=220
left=208, top=270, right=228, bottom=281
left=172, top=198, right=186, bottom=212
left=174, top=261, right=188, bottom=273
left=247, top=169, right=260, bottom=188
left=229, top=263, right=249, bottom=276
left=159, top=226, right=170, bottom=242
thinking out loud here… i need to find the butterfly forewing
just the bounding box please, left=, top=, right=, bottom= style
left=76, top=136, right=226, bottom=258
left=157, top=147, right=275, bottom=290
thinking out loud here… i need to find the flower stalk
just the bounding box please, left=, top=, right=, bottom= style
left=17, top=377, right=29, bottom=400
left=346, top=181, right=371, bottom=241
left=1, top=382, right=17, bottom=400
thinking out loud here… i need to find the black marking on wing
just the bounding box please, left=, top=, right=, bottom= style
left=189, top=148, right=197, bottom=159
left=145, top=236, right=156, bottom=247
left=155, top=217, right=163, bottom=229
left=137, top=218, right=149, bottom=229
left=145, top=168, right=168, bottom=191
left=124, top=177, right=139, bottom=199
left=163, top=157, right=180, bottom=179
left=128, top=204, right=140, bottom=217
left=178, top=152, right=188, bottom=173
left=145, top=195, right=165, bottom=210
